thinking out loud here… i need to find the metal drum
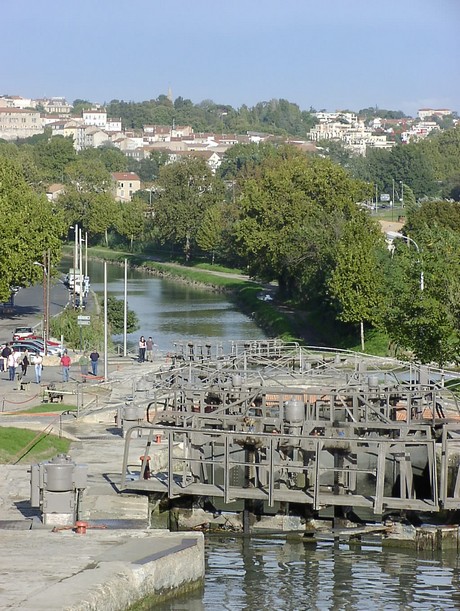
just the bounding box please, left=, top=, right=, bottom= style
left=368, top=375, right=379, bottom=389
left=123, top=405, right=143, bottom=421
left=284, top=399, right=304, bottom=423
left=45, top=454, right=74, bottom=492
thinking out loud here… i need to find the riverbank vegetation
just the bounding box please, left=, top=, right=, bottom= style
left=3, top=124, right=460, bottom=362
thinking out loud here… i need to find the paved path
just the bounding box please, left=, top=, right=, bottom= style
left=0, top=355, right=208, bottom=610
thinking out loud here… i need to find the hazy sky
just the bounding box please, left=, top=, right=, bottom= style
left=1, top=0, right=459, bottom=117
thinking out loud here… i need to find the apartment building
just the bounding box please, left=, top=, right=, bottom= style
left=39, top=97, right=72, bottom=114
left=112, top=172, right=141, bottom=202
left=418, top=108, right=452, bottom=121
left=0, top=107, right=43, bottom=140
left=83, top=109, right=107, bottom=128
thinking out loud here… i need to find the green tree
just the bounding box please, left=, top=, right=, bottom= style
left=404, top=200, right=460, bottom=234
left=115, top=199, right=147, bottom=250
left=71, top=99, right=93, bottom=116
left=235, top=150, right=370, bottom=301
left=78, top=146, right=128, bottom=173
left=64, top=157, right=112, bottom=193
left=86, top=193, right=119, bottom=246
left=105, top=296, right=139, bottom=334
left=219, top=142, right=280, bottom=180
left=0, top=158, right=65, bottom=300
left=155, top=156, right=224, bottom=260
left=196, top=204, right=225, bottom=263
left=327, top=213, right=384, bottom=351
left=383, top=226, right=460, bottom=365
left=33, top=135, right=76, bottom=182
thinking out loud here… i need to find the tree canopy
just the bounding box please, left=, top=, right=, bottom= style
left=154, top=156, right=225, bottom=260
left=0, top=158, right=66, bottom=300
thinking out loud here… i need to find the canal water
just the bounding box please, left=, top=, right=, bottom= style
left=65, top=257, right=460, bottom=610
left=157, top=535, right=460, bottom=610
left=63, top=257, right=264, bottom=351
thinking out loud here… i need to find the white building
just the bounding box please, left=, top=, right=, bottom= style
left=83, top=109, right=107, bottom=128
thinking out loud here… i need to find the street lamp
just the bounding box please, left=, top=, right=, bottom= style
left=33, top=250, right=50, bottom=355
left=385, top=231, right=424, bottom=291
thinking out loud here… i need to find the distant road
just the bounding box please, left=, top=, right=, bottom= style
left=0, top=278, right=69, bottom=343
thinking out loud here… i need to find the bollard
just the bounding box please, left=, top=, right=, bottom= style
left=140, top=455, right=151, bottom=480
left=75, top=521, right=88, bottom=535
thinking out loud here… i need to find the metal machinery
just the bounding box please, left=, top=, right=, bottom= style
left=30, top=454, right=87, bottom=525
left=121, top=340, right=460, bottom=520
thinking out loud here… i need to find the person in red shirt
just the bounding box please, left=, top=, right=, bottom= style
left=60, top=350, right=71, bottom=382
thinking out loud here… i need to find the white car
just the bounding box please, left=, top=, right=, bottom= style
left=12, top=326, right=35, bottom=341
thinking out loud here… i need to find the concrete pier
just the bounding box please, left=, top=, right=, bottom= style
left=0, top=356, right=205, bottom=610
left=0, top=529, right=204, bottom=610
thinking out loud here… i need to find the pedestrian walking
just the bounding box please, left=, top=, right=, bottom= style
left=21, top=349, right=30, bottom=378
left=33, top=352, right=43, bottom=384
left=146, top=336, right=154, bottom=362
left=138, top=336, right=146, bottom=363
left=7, top=351, right=16, bottom=381
left=60, top=350, right=71, bottom=382
left=1, top=343, right=12, bottom=373
left=89, top=349, right=100, bottom=376
left=79, top=352, right=89, bottom=382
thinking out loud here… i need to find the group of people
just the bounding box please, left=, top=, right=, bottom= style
left=77, top=349, right=100, bottom=382
left=60, top=349, right=100, bottom=383
left=1, top=343, right=43, bottom=383
left=138, top=336, right=154, bottom=363
left=0, top=343, right=101, bottom=385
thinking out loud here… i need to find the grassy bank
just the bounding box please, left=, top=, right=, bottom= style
left=0, top=426, right=70, bottom=464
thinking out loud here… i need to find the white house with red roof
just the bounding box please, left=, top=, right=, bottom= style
left=112, top=172, right=141, bottom=202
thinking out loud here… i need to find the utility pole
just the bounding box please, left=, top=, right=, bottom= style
left=123, top=258, right=128, bottom=357
left=79, top=227, right=83, bottom=309
left=43, top=251, right=48, bottom=355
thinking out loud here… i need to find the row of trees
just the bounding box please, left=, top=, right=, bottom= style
left=151, top=142, right=460, bottom=365
left=0, top=157, right=66, bottom=301
left=2, top=123, right=460, bottom=364
left=105, top=96, right=318, bottom=138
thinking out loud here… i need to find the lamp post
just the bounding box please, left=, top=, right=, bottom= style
left=386, top=230, right=424, bottom=291
left=33, top=250, right=50, bottom=355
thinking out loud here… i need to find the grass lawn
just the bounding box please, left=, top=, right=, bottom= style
left=0, top=426, right=71, bottom=464
left=15, top=404, right=77, bottom=415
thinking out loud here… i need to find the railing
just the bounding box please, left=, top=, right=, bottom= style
left=121, top=424, right=441, bottom=514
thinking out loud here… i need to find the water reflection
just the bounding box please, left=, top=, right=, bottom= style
left=156, top=536, right=460, bottom=611
left=60, top=257, right=264, bottom=351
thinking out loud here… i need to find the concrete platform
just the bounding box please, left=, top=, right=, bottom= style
left=0, top=357, right=206, bottom=610
left=0, top=529, right=204, bottom=610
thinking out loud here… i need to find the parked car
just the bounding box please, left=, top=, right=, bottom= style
left=12, top=326, right=36, bottom=341
left=13, top=340, right=62, bottom=357
left=34, top=336, right=61, bottom=347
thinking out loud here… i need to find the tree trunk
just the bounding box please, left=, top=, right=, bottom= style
left=360, top=320, right=365, bottom=352
left=185, top=233, right=191, bottom=262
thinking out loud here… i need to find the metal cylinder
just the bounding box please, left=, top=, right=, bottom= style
left=368, top=375, right=379, bottom=389
left=123, top=405, right=143, bottom=421
left=232, top=374, right=242, bottom=388
left=45, top=454, right=74, bottom=492
left=284, top=399, right=304, bottom=423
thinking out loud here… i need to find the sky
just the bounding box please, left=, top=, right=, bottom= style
left=1, top=0, right=459, bottom=117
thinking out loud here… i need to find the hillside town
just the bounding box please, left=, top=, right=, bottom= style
left=0, top=94, right=457, bottom=200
